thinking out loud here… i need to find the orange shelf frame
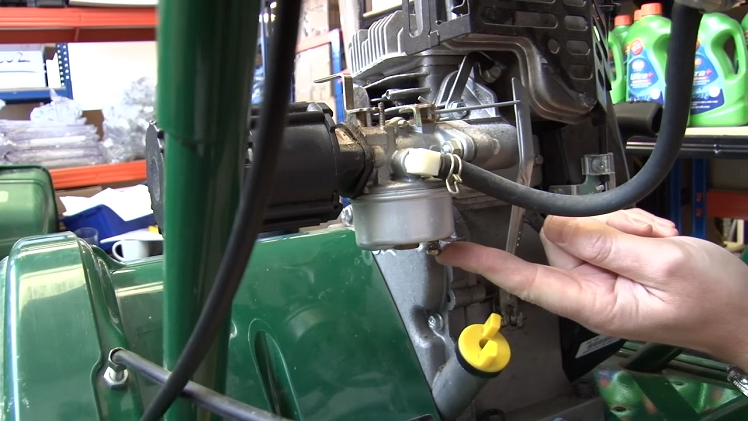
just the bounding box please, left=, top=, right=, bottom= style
left=296, top=29, right=341, bottom=53
left=0, top=7, right=156, bottom=44
left=50, top=160, right=147, bottom=190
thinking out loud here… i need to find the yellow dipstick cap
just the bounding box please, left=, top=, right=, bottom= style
left=457, top=313, right=511, bottom=373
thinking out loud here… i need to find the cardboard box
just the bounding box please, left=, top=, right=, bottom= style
left=294, top=44, right=337, bottom=110
left=298, top=0, right=340, bottom=41
left=55, top=186, right=103, bottom=215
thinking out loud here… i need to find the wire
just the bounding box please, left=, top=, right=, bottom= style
left=140, top=0, right=303, bottom=419
left=112, top=349, right=291, bottom=421
left=435, top=4, right=702, bottom=217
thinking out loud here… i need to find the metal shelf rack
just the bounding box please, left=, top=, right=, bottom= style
left=628, top=127, right=748, bottom=239
left=0, top=43, right=73, bottom=103
left=0, top=7, right=156, bottom=44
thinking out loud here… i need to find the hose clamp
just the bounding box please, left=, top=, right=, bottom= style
left=445, top=153, right=463, bottom=195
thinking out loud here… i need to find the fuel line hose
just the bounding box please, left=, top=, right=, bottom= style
left=434, top=4, right=702, bottom=217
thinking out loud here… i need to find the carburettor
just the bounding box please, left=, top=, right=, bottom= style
left=344, top=99, right=524, bottom=250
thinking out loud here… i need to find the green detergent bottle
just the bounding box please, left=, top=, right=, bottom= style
left=609, top=14, right=632, bottom=103
left=625, top=3, right=670, bottom=104
left=689, top=13, right=748, bottom=126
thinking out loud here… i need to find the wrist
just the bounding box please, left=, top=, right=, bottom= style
left=705, top=324, right=748, bottom=372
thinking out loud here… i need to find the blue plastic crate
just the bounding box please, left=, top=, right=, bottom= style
left=61, top=204, right=155, bottom=251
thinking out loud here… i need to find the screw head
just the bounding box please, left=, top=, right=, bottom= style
left=428, top=314, right=444, bottom=331
left=103, top=366, right=129, bottom=389
left=340, top=206, right=354, bottom=226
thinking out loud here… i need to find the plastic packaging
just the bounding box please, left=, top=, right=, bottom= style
left=689, top=13, right=748, bottom=127
left=4, top=150, right=105, bottom=169
left=101, top=77, right=156, bottom=163
left=0, top=119, right=104, bottom=169
left=30, top=90, right=86, bottom=125
left=625, top=3, right=671, bottom=104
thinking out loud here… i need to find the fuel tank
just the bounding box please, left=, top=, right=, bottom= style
left=0, top=229, right=438, bottom=421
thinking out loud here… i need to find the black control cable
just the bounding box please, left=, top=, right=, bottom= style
left=435, top=4, right=702, bottom=217
left=139, top=0, right=302, bottom=419
left=112, top=349, right=292, bottom=421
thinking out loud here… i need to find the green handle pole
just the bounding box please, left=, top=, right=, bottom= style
left=157, top=1, right=260, bottom=419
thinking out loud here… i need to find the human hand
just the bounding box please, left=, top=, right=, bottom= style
left=437, top=209, right=748, bottom=370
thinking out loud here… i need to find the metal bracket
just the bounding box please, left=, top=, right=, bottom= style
left=315, top=73, right=379, bottom=126
left=103, top=347, right=129, bottom=389
left=498, top=78, right=534, bottom=328
left=550, top=153, right=616, bottom=195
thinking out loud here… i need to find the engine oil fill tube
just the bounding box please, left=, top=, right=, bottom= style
left=431, top=314, right=511, bottom=420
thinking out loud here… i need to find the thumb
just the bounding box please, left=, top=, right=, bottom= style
left=437, top=242, right=595, bottom=320
left=542, top=215, right=683, bottom=285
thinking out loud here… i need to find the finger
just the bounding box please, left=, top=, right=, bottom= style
left=436, top=242, right=595, bottom=320
left=542, top=210, right=675, bottom=271
left=592, top=210, right=677, bottom=238
left=540, top=229, right=584, bottom=270
left=543, top=216, right=682, bottom=284
left=623, top=208, right=679, bottom=235
left=626, top=207, right=676, bottom=228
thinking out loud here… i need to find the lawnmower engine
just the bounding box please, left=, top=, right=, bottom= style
left=0, top=0, right=646, bottom=420
left=144, top=0, right=624, bottom=419
left=324, top=0, right=623, bottom=418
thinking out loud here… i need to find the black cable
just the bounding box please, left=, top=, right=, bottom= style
left=436, top=4, right=702, bottom=217
left=140, top=0, right=302, bottom=419
left=112, top=349, right=291, bottom=421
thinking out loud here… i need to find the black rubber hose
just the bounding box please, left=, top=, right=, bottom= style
left=436, top=4, right=701, bottom=217
left=614, top=101, right=663, bottom=138
left=140, top=0, right=302, bottom=419
left=112, top=349, right=291, bottom=421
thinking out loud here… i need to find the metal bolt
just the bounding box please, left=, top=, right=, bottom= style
left=534, top=155, right=544, bottom=165
left=426, top=241, right=441, bottom=256
left=103, top=347, right=129, bottom=389
left=595, top=184, right=606, bottom=193
left=340, top=205, right=354, bottom=227
left=479, top=409, right=506, bottom=421
left=104, top=366, right=129, bottom=389
left=428, top=314, right=444, bottom=331
left=441, top=139, right=464, bottom=157
left=445, top=101, right=468, bottom=120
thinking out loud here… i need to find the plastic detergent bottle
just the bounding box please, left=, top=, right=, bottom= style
left=609, top=14, right=632, bottom=103
left=689, top=13, right=748, bottom=126
left=626, top=3, right=670, bottom=104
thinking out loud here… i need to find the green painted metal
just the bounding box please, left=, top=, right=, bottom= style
left=621, top=343, right=684, bottom=372
left=0, top=165, right=57, bottom=258
left=595, top=359, right=748, bottom=420
left=157, top=0, right=261, bottom=418
left=1, top=234, right=142, bottom=420
left=2, top=228, right=440, bottom=420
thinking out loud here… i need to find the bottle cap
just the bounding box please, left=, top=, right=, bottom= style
left=614, top=15, right=632, bottom=27
left=641, top=3, right=663, bottom=17
left=633, top=9, right=642, bottom=21
left=457, top=313, right=511, bottom=373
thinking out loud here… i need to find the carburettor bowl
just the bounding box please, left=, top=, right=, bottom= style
left=350, top=182, right=454, bottom=250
